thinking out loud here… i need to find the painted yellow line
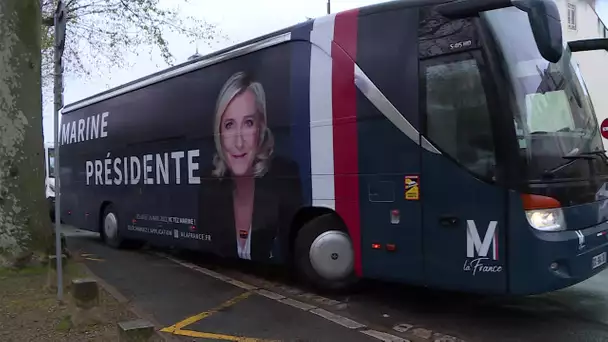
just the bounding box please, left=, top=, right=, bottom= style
left=161, top=291, right=252, bottom=333
left=84, top=257, right=104, bottom=262
left=159, top=325, right=179, bottom=334
left=171, top=329, right=280, bottom=342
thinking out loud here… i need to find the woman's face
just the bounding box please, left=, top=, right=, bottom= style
left=220, top=89, right=261, bottom=177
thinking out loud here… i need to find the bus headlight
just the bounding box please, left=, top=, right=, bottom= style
left=525, top=208, right=567, bottom=232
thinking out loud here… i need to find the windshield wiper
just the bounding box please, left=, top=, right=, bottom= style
left=542, top=153, right=597, bottom=178
left=578, top=150, right=608, bottom=160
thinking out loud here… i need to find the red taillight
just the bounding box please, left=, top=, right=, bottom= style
left=371, top=243, right=382, bottom=250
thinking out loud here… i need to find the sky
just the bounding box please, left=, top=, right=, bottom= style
left=42, top=0, right=608, bottom=144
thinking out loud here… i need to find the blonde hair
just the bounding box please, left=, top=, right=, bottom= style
left=212, top=71, right=274, bottom=178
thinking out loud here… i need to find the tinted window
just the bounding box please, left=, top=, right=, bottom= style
left=424, top=55, right=496, bottom=179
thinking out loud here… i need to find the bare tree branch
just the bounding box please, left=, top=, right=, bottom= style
left=40, top=0, right=225, bottom=100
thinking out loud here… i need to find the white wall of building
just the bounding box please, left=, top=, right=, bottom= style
left=556, top=0, right=608, bottom=140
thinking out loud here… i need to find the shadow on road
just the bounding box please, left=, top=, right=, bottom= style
left=65, top=231, right=608, bottom=342
left=164, top=245, right=608, bottom=342
left=151, top=244, right=608, bottom=340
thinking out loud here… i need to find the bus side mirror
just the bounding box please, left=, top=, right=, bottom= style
left=515, top=0, right=563, bottom=63
left=568, top=38, right=608, bottom=52
left=436, top=0, right=563, bottom=63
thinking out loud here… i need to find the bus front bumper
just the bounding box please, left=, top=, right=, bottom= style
left=511, top=222, right=608, bottom=295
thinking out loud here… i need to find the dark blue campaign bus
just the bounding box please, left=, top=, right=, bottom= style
left=58, top=0, right=608, bottom=295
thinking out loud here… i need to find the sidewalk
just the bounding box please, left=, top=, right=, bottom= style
left=63, top=226, right=380, bottom=342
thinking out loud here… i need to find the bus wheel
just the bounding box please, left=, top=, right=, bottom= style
left=295, top=214, right=357, bottom=291
left=101, top=205, right=123, bottom=249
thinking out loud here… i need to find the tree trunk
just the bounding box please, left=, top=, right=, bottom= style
left=0, top=0, right=50, bottom=264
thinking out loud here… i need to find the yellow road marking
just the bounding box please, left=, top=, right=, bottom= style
left=161, top=291, right=252, bottom=333
left=170, top=329, right=280, bottom=342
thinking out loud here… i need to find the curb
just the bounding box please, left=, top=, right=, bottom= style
left=80, top=262, right=179, bottom=342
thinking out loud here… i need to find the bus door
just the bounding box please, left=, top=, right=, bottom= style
left=419, top=49, right=508, bottom=293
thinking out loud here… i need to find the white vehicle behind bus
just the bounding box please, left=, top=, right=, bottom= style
left=44, top=142, right=56, bottom=221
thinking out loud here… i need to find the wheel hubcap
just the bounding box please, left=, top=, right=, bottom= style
left=309, top=230, right=354, bottom=281
left=104, top=212, right=118, bottom=240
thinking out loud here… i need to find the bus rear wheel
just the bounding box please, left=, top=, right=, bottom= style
left=294, top=214, right=357, bottom=292
left=101, top=205, right=124, bottom=249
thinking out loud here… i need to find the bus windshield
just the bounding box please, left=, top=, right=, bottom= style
left=482, top=7, right=605, bottom=181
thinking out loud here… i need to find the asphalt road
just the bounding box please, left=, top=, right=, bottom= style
left=168, top=246, right=608, bottom=342
left=64, top=227, right=381, bottom=342
left=64, top=226, right=608, bottom=342
left=340, top=269, right=608, bottom=342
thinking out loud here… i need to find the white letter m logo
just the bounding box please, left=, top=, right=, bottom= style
left=467, top=220, right=498, bottom=260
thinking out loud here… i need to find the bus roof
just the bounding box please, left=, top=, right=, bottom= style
left=61, top=0, right=450, bottom=114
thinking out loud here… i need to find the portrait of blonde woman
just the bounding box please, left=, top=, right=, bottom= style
left=198, top=71, right=303, bottom=262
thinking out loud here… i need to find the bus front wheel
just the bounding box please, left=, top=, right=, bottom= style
left=101, top=204, right=124, bottom=249
left=294, top=214, right=357, bottom=292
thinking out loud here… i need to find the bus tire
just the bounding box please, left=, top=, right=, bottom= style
left=101, top=204, right=124, bottom=249
left=294, top=214, right=358, bottom=292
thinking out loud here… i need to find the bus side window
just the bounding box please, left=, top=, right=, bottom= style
left=423, top=54, right=497, bottom=180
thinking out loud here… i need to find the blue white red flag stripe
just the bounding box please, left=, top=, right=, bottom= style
left=332, top=9, right=362, bottom=277
left=308, top=10, right=362, bottom=277
left=309, top=14, right=337, bottom=210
